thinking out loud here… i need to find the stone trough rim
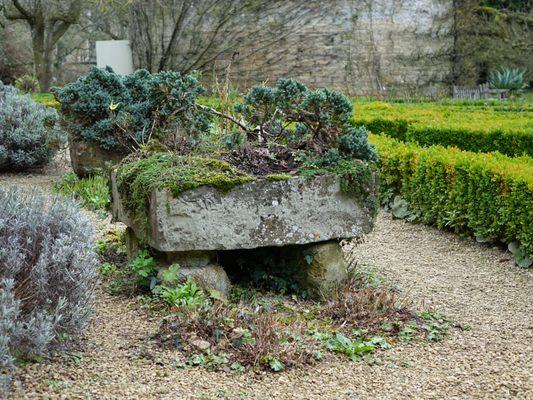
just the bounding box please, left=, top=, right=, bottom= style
left=111, top=170, right=376, bottom=253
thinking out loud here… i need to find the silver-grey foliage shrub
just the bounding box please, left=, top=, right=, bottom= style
left=0, top=188, right=96, bottom=391
left=0, top=81, right=63, bottom=172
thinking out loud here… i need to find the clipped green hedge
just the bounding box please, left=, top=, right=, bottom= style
left=406, top=126, right=533, bottom=157
left=355, top=118, right=409, bottom=141
left=352, top=100, right=533, bottom=157
left=371, top=134, right=533, bottom=256
left=357, top=118, right=533, bottom=157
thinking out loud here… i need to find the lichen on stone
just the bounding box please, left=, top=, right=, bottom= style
left=298, top=159, right=378, bottom=215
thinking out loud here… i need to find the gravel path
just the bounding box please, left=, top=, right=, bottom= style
left=4, top=166, right=533, bottom=400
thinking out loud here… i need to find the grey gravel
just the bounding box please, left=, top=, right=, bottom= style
left=4, top=163, right=533, bottom=400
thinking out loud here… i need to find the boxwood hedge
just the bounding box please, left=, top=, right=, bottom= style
left=371, top=134, right=532, bottom=256
left=354, top=101, right=533, bottom=157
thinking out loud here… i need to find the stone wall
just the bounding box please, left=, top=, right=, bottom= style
left=210, top=0, right=453, bottom=97
left=65, top=1, right=453, bottom=96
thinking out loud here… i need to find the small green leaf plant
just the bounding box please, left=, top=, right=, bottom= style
left=154, top=278, right=208, bottom=309
left=419, top=311, right=450, bottom=342
left=488, top=68, right=527, bottom=91
left=324, top=333, right=390, bottom=361
left=508, top=242, right=532, bottom=269
left=129, top=250, right=158, bottom=289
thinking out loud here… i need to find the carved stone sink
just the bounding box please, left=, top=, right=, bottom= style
left=69, top=134, right=127, bottom=177
left=111, top=173, right=375, bottom=252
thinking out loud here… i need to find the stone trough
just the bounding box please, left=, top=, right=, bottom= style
left=111, top=172, right=377, bottom=298
left=69, top=134, right=127, bottom=177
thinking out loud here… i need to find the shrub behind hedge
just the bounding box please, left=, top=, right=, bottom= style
left=371, top=134, right=533, bottom=255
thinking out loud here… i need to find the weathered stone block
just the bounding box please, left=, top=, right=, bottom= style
left=124, top=227, right=141, bottom=260
left=157, top=263, right=231, bottom=297
left=69, top=134, right=126, bottom=177
left=164, top=250, right=216, bottom=268
left=112, top=173, right=376, bottom=253
left=295, top=241, right=347, bottom=299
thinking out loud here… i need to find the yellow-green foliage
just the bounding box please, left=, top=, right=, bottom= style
left=371, top=134, right=533, bottom=255
left=116, top=153, right=254, bottom=232
left=52, top=172, right=110, bottom=212
left=266, top=173, right=292, bottom=181
left=355, top=100, right=533, bottom=157
left=30, top=92, right=60, bottom=109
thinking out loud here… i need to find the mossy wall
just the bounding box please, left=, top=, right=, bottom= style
left=453, top=1, right=533, bottom=86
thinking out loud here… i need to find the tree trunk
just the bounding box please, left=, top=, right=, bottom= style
left=31, top=21, right=50, bottom=91
left=41, top=47, right=53, bottom=92
left=4, top=0, right=82, bottom=91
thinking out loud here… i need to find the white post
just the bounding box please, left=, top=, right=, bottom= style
left=95, top=40, right=134, bottom=75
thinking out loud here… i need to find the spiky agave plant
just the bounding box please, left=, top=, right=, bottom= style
left=488, top=68, right=527, bottom=91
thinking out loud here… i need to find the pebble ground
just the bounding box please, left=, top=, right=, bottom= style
left=3, top=160, right=532, bottom=400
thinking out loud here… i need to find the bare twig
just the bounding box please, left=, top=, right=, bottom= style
left=195, top=103, right=249, bottom=133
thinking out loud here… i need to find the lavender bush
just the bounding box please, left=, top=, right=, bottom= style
left=0, top=188, right=96, bottom=391
left=0, top=81, right=63, bottom=172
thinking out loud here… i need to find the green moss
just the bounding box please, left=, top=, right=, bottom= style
left=116, top=152, right=255, bottom=233
left=265, top=173, right=292, bottom=181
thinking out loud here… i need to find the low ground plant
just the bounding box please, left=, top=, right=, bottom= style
left=97, top=245, right=451, bottom=373
left=52, top=172, right=110, bottom=213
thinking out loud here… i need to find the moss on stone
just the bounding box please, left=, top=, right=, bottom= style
left=265, top=173, right=292, bottom=181
left=116, top=152, right=255, bottom=231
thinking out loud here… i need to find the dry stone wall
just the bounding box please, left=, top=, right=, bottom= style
left=212, top=0, right=453, bottom=96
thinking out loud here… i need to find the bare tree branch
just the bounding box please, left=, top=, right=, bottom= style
left=1, top=0, right=84, bottom=90
left=129, top=0, right=320, bottom=83
left=10, top=0, right=32, bottom=22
